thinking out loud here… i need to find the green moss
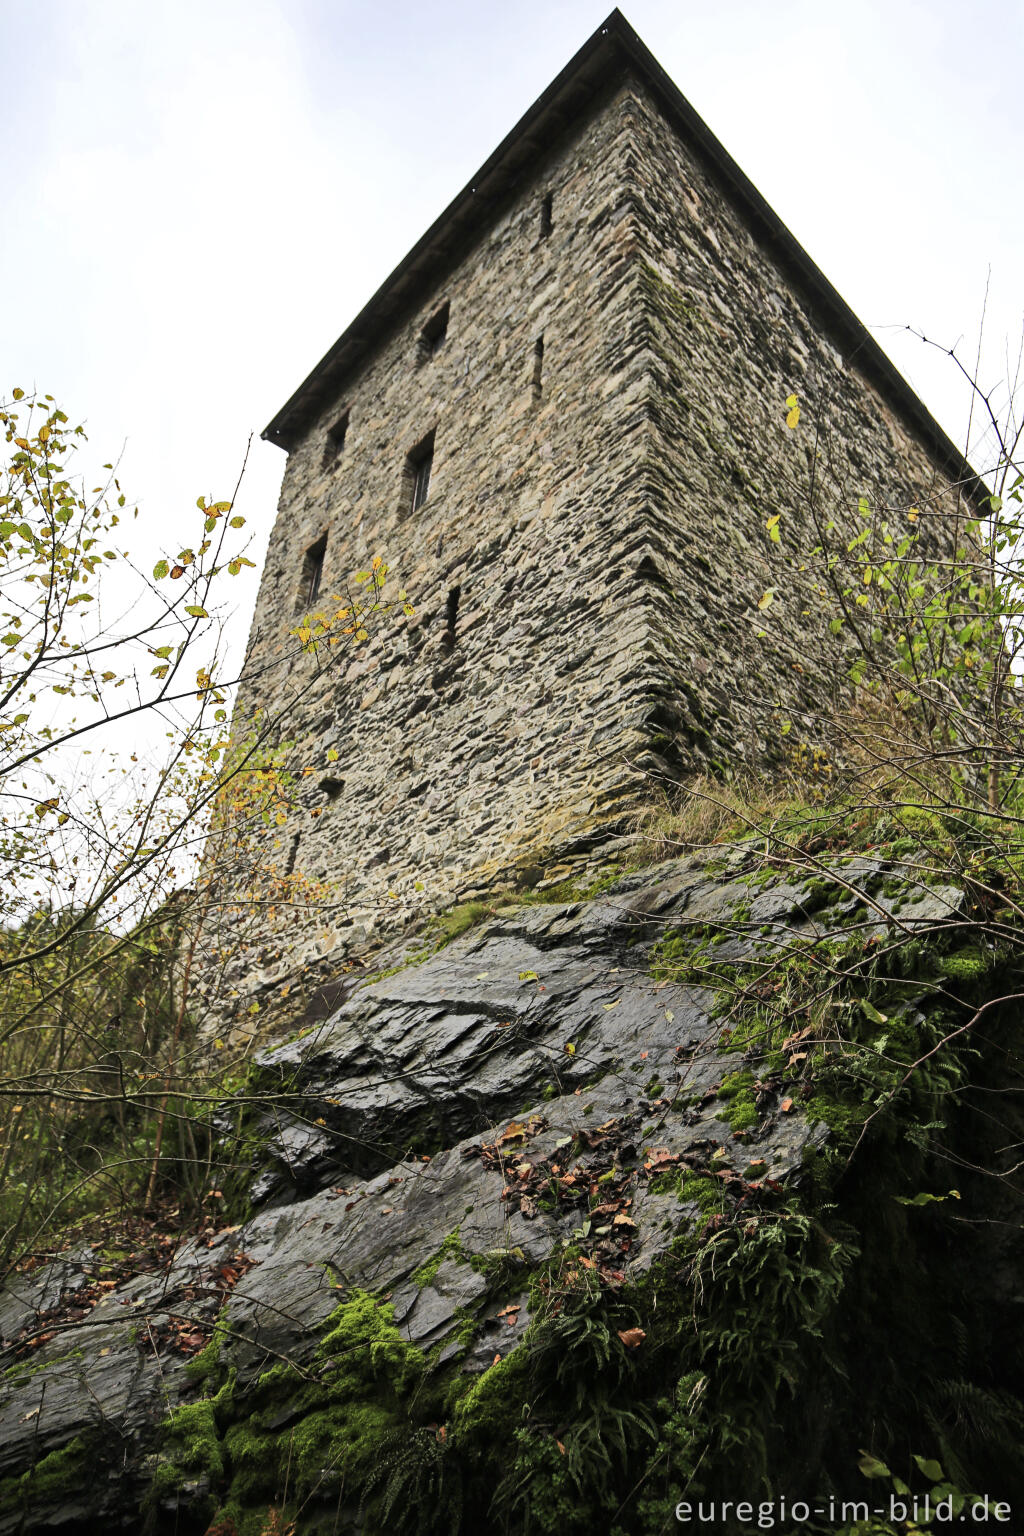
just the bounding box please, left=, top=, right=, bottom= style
left=679, top=1170, right=726, bottom=1215
left=146, top=1288, right=437, bottom=1524
left=152, top=1392, right=227, bottom=1502
left=411, top=1228, right=465, bottom=1288
left=430, top=899, right=509, bottom=947
left=450, top=1346, right=531, bottom=1442
left=360, top=947, right=433, bottom=988
left=0, top=1435, right=90, bottom=1513
left=1, top=1345, right=83, bottom=1386
left=183, top=1316, right=228, bottom=1386
left=716, top=1069, right=759, bottom=1131
left=939, top=946, right=991, bottom=981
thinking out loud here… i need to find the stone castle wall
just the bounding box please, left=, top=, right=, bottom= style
left=617, top=87, right=954, bottom=771
left=209, top=84, right=658, bottom=1026
left=205, top=75, right=960, bottom=1036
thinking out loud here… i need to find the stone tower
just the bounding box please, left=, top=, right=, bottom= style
left=223, top=10, right=971, bottom=1021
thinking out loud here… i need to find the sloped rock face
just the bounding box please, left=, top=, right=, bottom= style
left=2, top=850, right=1020, bottom=1535
left=243, top=851, right=958, bottom=1205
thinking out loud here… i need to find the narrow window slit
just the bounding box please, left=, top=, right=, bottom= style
left=419, top=301, right=449, bottom=361
left=284, top=833, right=300, bottom=876
left=442, top=585, right=461, bottom=649
left=298, top=534, right=327, bottom=611
left=540, top=192, right=553, bottom=238
left=405, top=431, right=435, bottom=516
left=322, top=410, right=349, bottom=470
left=532, top=335, right=544, bottom=401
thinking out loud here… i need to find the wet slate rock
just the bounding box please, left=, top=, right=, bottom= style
left=244, top=851, right=963, bottom=1204
left=0, top=852, right=958, bottom=1532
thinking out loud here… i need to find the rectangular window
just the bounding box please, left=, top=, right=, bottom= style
left=407, top=431, right=435, bottom=514
left=298, top=533, right=327, bottom=610
left=322, top=410, right=349, bottom=469
left=419, top=301, right=449, bottom=361
left=540, top=191, right=553, bottom=238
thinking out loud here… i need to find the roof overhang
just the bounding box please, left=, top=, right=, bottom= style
left=262, top=10, right=981, bottom=501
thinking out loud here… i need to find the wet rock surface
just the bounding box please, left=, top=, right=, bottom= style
left=0, top=851, right=965, bottom=1532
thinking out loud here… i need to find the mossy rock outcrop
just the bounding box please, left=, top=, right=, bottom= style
left=2, top=847, right=1022, bottom=1533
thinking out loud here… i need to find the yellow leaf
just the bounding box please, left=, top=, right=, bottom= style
left=907, top=508, right=920, bottom=523
left=757, top=590, right=774, bottom=611
left=785, top=394, right=800, bottom=429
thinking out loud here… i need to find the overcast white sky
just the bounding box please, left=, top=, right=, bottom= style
left=3, top=0, right=1022, bottom=657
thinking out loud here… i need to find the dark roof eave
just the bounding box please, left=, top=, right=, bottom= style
left=261, top=9, right=983, bottom=503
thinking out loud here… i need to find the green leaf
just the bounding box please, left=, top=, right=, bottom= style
left=153, top=559, right=169, bottom=580
left=184, top=604, right=209, bottom=619
left=895, top=1190, right=958, bottom=1208
left=859, top=999, right=888, bottom=1025
left=913, top=1455, right=944, bottom=1482
left=229, top=515, right=245, bottom=528
left=857, top=1451, right=891, bottom=1480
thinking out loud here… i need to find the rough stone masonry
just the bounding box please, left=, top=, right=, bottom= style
left=203, top=11, right=977, bottom=1039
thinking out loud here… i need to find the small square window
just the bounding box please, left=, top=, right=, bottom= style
left=298, top=533, right=327, bottom=611
left=322, top=411, right=349, bottom=470
left=418, top=302, right=449, bottom=362
left=406, top=431, right=435, bottom=515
